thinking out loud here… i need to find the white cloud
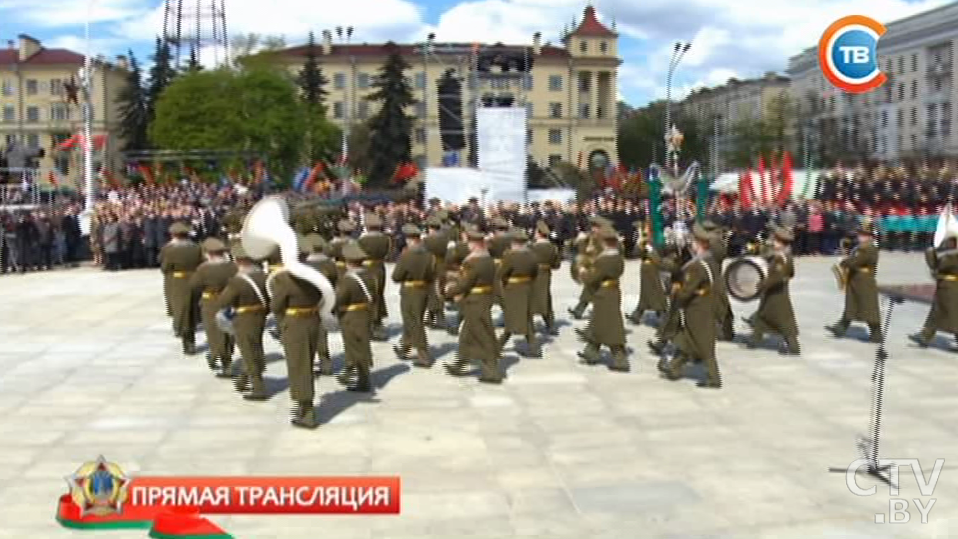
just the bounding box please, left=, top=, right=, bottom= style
left=0, top=0, right=149, bottom=28
left=43, top=35, right=132, bottom=61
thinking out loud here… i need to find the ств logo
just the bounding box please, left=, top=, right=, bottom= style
left=819, top=15, right=888, bottom=93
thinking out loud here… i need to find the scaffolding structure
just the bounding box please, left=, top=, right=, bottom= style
left=162, top=0, right=230, bottom=68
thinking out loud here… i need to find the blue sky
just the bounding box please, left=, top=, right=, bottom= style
left=0, top=0, right=947, bottom=106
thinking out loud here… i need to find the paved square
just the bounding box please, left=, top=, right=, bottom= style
left=1, top=252, right=956, bottom=538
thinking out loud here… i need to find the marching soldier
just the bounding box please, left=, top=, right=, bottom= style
left=569, top=216, right=613, bottom=320
left=576, top=226, right=629, bottom=372
left=220, top=201, right=248, bottom=248
left=444, top=228, right=502, bottom=383
left=488, top=218, right=512, bottom=309
left=444, top=224, right=473, bottom=336
left=910, top=231, right=958, bottom=349
left=190, top=238, right=238, bottom=376
left=216, top=244, right=270, bottom=400
left=497, top=229, right=540, bottom=357
left=423, top=216, right=449, bottom=329
left=329, top=219, right=355, bottom=281
left=336, top=243, right=376, bottom=392
left=826, top=222, right=882, bottom=342
left=391, top=224, right=436, bottom=367
left=358, top=213, right=391, bottom=341
left=746, top=226, right=801, bottom=356
left=626, top=230, right=667, bottom=326
left=303, top=233, right=337, bottom=376
left=659, top=224, right=721, bottom=388
left=703, top=219, right=735, bottom=341
left=531, top=220, right=561, bottom=336
left=269, top=238, right=325, bottom=429
left=159, top=222, right=204, bottom=355
left=647, top=243, right=686, bottom=355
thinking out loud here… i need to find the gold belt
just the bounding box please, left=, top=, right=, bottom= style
left=507, top=276, right=532, bottom=284
left=493, top=259, right=502, bottom=266
left=285, top=307, right=317, bottom=316
left=362, top=259, right=383, bottom=267
left=345, top=303, right=368, bottom=311
left=335, top=261, right=346, bottom=268
left=170, top=271, right=191, bottom=278
left=940, top=274, right=958, bottom=282
left=201, top=291, right=220, bottom=300
left=696, top=288, right=709, bottom=296
left=642, top=260, right=653, bottom=265
left=403, top=280, right=427, bottom=288
left=268, top=264, right=283, bottom=272
left=601, top=279, right=619, bottom=288
left=858, top=267, right=872, bottom=273
left=470, top=286, right=493, bottom=294
left=236, top=304, right=265, bottom=314
left=538, top=264, right=552, bottom=269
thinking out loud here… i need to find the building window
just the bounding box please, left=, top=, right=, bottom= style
left=26, top=106, right=39, bottom=123
left=525, top=102, right=533, bottom=118
left=898, top=56, right=904, bottom=74
left=1, top=80, right=12, bottom=96
left=414, top=72, right=425, bottom=90
left=526, top=128, right=532, bottom=145
left=414, top=127, right=425, bottom=144
left=934, top=77, right=943, bottom=92
left=522, top=74, right=532, bottom=91
left=911, top=107, right=917, bottom=126
left=898, top=83, right=904, bottom=101
left=26, top=134, right=39, bottom=148
left=897, top=109, right=903, bottom=127
left=334, top=73, right=345, bottom=90
left=880, top=110, right=887, bottom=127
left=548, top=75, right=562, bottom=91
left=357, top=73, right=370, bottom=89
left=357, top=101, right=368, bottom=120
left=912, top=53, right=918, bottom=72
left=415, top=102, right=426, bottom=118
left=51, top=103, right=69, bottom=121
left=547, top=154, right=562, bottom=167
left=54, top=156, right=69, bottom=175
left=928, top=103, right=938, bottom=137
left=911, top=133, right=917, bottom=148
left=50, top=78, right=63, bottom=96
left=25, top=79, right=38, bottom=95
left=885, top=59, right=893, bottom=73
left=599, top=41, right=608, bottom=53
left=579, top=41, right=587, bottom=53
left=549, top=102, right=562, bottom=118
left=414, top=154, right=426, bottom=169
left=548, top=128, right=562, bottom=144
left=579, top=74, right=591, bottom=93
left=942, top=102, right=952, bottom=136
left=911, top=80, right=918, bottom=100
left=1, top=105, right=13, bottom=123
left=333, top=101, right=344, bottom=118
left=579, top=103, right=590, bottom=118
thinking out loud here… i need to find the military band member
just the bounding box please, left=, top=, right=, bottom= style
left=703, top=220, right=735, bottom=341
left=423, top=216, right=449, bottom=329
left=444, top=224, right=473, bottom=336
left=531, top=220, right=561, bottom=336
left=647, top=243, right=685, bottom=355
left=497, top=229, right=540, bottom=357
left=746, top=227, right=801, bottom=356
left=626, top=234, right=666, bottom=326
left=190, top=238, right=238, bottom=376
left=270, top=239, right=324, bottom=429
left=329, top=219, right=355, bottom=281
left=160, top=222, right=204, bottom=355
left=910, top=231, right=958, bottom=348
left=358, top=213, right=391, bottom=341
left=576, top=226, right=629, bottom=372
left=391, top=224, right=436, bottom=367
left=444, top=229, right=502, bottom=383
left=217, top=244, right=270, bottom=400
left=826, top=222, right=882, bottom=342
left=660, top=224, right=721, bottom=388
left=336, top=243, right=376, bottom=392
left=488, top=218, right=512, bottom=309
left=303, top=233, right=338, bottom=376
left=568, top=216, right=610, bottom=320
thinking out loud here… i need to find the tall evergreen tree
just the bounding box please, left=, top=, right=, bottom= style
left=116, top=51, right=149, bottom=151
left=297, top=31, right=328, bottom=111
left=366, top=42, right=415, bottom=187
left=185, top=45, right=202, bottom=73
left=146, top=38, right=176, bottom=121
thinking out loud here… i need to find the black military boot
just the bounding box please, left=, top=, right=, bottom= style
left=216, top=358, right=233, bottom=379
left=413, top=349, right=433, bottom=369
left=314, top=355, right=333, bottom=376
left=393, top=343, right=411, bottom=361
left=443, top=358, right=470, bottom=377
left=337, top=365, right=357, bottom=387
left=647, top=338, right=667, bottom=355
left=182, top=335, right=196, bottom=355
left=625, top=309, right=643, bottom=325
left=868, top=324, right=882, bottom=343
left=206, top=354, right=219, bottom=372
left=567, top=303, right=586, bottom=320
left=825, top=320, right=849, bottom=338
left=291, top=401, right=318, bottom=429
left=349, top=364, right=372, bottom=392
left=908, top=333, right=930, bottom=348
left=244, top=376, right=269, bottom=401
left=609, top=347, right=630, bottom=372
left=577, top=343, right=601, bottom=365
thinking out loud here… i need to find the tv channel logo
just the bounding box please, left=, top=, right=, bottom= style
left=819, top=15, right=888, bottom=93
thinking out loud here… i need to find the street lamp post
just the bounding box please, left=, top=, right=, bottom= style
left=664, top=41, right=691, bottom=176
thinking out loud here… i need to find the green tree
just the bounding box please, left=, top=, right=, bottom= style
left=365, top=42, right=415, bottom=187
left=346, top=121, right=373, bottom=173
left=149, top=67, right=307, bottom=182
left=184, top=46, right=202, bottom=73
left=724, top=92, right=798, bottom=168
left=116, top=50, right=149, bottom=151
left=617, top=100, right=707, bottom=171
left=297, top=31, right=337, bottom=164
left=146, top=38, right=176, bottom=122
left=297, top=31, right=329, bottom=110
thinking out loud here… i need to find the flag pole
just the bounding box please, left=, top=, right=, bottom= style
left=80, top=0, right=95, bottom=233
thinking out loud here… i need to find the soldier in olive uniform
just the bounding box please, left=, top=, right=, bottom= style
left=576, top=227, right=629, bottom=372
left=568, top=216, right=610, bottom=320
left=220, top=203, right=248, bottom=248
left=328, top=219, right=355, bottom=282
left=217, top=244, right=270, bottom=400
left=826, top=223, right=882, bottom=342
left=647, top=243, right=685, bottom=354
left=703, top=220, right=735, bottom=341
left=488, top=218, right=512, bottom=310
left=626, top=235, right=667, bottom=326
left=910, top=231, right=958, bottom=348
left=444, top=229, right=502, bottom=383
left=498, top=229, right=540, bottom=357
left=660, top=224, right=721, bottom=388
left=190, top=238, right=238, bottom=376
left=358, top=214, right=391, bottom=341
left=423, top=216, right=449, bottom=329
left=159, top=222, right=204, bottom=355
left=531, top=220, right=561, bottom=336
left=303, top=233, right=338, bottom=375
left=444, top=224, right=473, bottom=336
left=391, top=224, right=436, bottom=367
left=336, top=242, right=376, bottom=392
left=269, top=239, right=325, bottom=429
left=747, top=227, right=801, bottom=355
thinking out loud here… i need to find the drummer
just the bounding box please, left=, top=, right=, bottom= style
left=744, top=226, right=801, bottom=356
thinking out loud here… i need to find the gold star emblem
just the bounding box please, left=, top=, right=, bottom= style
left=65, top=456, right=130, bottom=517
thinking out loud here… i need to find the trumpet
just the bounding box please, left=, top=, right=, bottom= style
left=832, top=263, right=848, bottom=291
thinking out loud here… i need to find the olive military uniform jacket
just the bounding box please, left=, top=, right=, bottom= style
left=336, top=269, right=376, bottom=367
left=270, top=269, right=323, bottom=403
left=392, top=243, right=437, bottom=350
left=159, top=240, right=204, bottom=336
left=424, top=231, right=449, bottom=312
left=446, top=250, right=498, bottom=360
left=581, top=249, right=626, bottom=346
left=674, top=255, right=717, bottom=362
left=358, top=231, right=392, bottom=322
left=636, top=245, right=667, bottom=313
left=754, top=251, right=798, bottom=337
left=530, top=239, right=561, bottom=317
left=924, top=248, right=958, bottom=334
left=217, top=269, right=269, bottom=375
left=840, top=243, right=880, bottom=324
left=499, top=245, right=538, bottom=335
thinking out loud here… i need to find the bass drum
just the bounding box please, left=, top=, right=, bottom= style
left=724, top=256, right=768, bottom=302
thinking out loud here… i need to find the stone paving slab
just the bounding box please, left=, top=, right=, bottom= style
left=0, top=252, right=955, bottom=538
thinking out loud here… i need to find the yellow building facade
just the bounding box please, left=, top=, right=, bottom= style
left=271, top=5, right=621, bottom=173
left=0, top=34, right=128, bottom=188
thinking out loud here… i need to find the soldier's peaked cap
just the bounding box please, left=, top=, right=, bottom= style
left=202, top=237, right=227, bottom=252
left=364, top=213, right=382, bottom=228
left=692, top=223, right=711, bottom=243
left=589, top=215, right=611, bottom=227
left=536, top=220, right=550, bottom=236
left=467, top=229, right=486, bottom=242
left=338, top=219, right=356, bottom=232
left=402, top=223, right=422, bottom=236
left=510, top=229, right=528, bottom=242
left=304, top=233, right=325, bottom=252
left=343, top=242, right=367, bottom=261
left=231, top=243, right=253, bottom=260
left=169, top=222, right=190, bottom=235
left=596, top=226, right=618, bottom=240
left=773, top=226, right=795, bottom=243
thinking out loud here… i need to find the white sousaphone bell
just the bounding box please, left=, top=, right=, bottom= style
left=216, top=196, right=337, bottom=334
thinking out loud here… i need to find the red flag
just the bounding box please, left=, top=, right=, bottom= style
left=138, top=164, right=155, bottom=186
left=101, top=167, right=120, bottom=189
left=756, top=156, right=766, bottom=205
left=739, top=169, right=753, bottom=210
left=47, top=171, right=58, bottom=186
left=303, top=162, right=324, bottom=192
left=392, top=162, right=418, bottom=184
left=780, top=151, right=793, bottom=205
